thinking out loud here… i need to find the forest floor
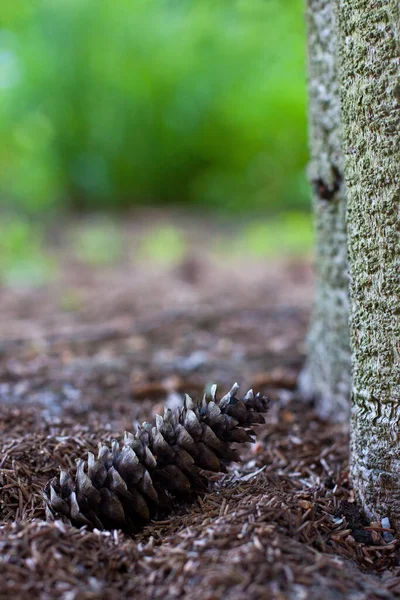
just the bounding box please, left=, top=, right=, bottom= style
left=0, top=212, right=399, bottom=599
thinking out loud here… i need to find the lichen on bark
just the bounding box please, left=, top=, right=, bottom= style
left=299, top=0, right=351, bottom=420
left=338, top=0, right=400, bottom=525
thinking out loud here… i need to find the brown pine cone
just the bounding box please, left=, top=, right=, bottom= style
left=44, top=383, right=269, bottom=533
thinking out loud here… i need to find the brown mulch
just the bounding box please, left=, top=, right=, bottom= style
left=2, top=400, right=400, bottom=599
left=1, top=215, right=400, bottom=599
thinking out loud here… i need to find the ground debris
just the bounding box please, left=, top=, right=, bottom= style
left=0, top=221, right=399, bottom=598
left=1, top=398, right=399, bottom=599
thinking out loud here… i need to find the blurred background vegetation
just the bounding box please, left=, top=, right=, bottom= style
left=0, top=0, right=311, bottom=285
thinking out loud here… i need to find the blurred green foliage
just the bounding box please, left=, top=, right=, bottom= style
left=139, top=225, right=187, bottom=265
left=0, top=0, right=309, bottom=214
left=69, top=217, right=123, bottom=266
left=232, top=211, right=313, bottom=257
left=0, top=216, right=54, bottom=286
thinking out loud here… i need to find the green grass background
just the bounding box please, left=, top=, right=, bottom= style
left=0, top=0, right=312, bottom=284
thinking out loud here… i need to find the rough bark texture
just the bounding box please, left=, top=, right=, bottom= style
left=299, top=0, right=351, bottom=420
left=338, top=0, right=400, bottom=525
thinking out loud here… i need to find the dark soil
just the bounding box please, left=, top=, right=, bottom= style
left=1, top=214, right=399, bottom=599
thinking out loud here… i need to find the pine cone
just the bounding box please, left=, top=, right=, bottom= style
left=44, top=383, right=269, bottom=533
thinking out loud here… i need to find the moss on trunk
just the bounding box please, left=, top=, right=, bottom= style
left=338, top=0, right=400, bottom=525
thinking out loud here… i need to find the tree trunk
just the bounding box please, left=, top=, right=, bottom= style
left=338, top=0, right=400, bottom=525
left=299, top=0, right=351, bottom=420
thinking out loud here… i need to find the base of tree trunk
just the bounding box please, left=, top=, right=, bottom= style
left=298, top=273, right=351, bottom=422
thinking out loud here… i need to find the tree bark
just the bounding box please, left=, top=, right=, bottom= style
left=299, top=0, right=351, bottom=420
left=338, top=0, right=400, bottom=525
